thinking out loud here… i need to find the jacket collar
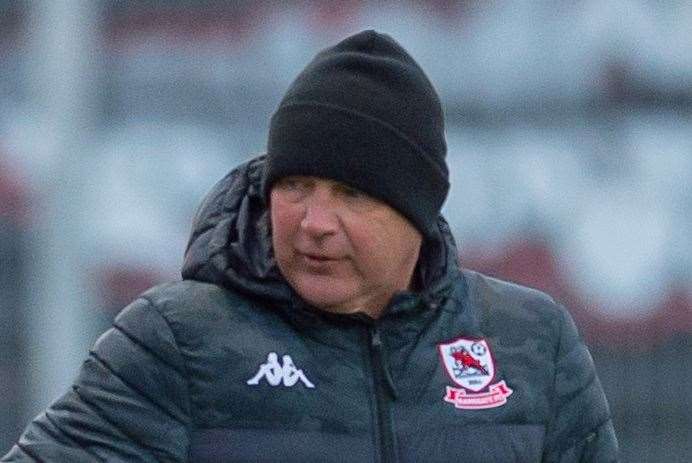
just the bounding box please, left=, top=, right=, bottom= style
left=182, top=154, right=463, bottom=319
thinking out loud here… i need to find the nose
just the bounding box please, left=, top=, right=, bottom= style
left=300, top=192, right=339, bottom=238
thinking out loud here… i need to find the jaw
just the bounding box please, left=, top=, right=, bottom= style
left=287, top=269, right=359, bottom=311
left=288, top=268, right=394, bottom=317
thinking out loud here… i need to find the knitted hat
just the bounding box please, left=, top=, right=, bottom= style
left=264, top=30, right=449, bottom=238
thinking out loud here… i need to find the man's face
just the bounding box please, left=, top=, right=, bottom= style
left=270, top=176, right=422, bottom=317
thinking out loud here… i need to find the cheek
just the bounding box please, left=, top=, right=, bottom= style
left=347, top=220, right=420, bottom=276
left=270, top=205, right=298, bottom=258
left=346, top=225, right=390, bottom=273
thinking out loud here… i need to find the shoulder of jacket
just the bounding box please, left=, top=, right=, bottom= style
left=139, top=279, right=228, bottom=304
left=131, top=280, right=255, bottom=323
left=458, top=268, right=568, bottom=332
left=116, top=280, right=265, bottom=350
left=460, top=268, right=556, bottom=304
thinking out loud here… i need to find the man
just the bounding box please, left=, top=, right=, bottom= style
left=3, top=30, right=618, bottom=462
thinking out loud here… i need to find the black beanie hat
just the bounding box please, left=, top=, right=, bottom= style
left=264, top=30, right=449, bottom=238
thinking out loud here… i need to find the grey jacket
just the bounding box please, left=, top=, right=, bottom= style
left=2, top=156, right=618, bottom=462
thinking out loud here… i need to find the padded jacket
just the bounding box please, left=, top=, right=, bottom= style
left=2, top=156, right=618, bottom=462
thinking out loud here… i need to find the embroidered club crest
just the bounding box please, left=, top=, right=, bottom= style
left=438, top=337, right=512, bottom=410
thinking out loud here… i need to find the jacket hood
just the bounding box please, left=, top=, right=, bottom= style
left=181, top=155, right=461, bottom=310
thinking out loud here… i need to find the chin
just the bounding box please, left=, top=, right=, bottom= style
left=300, top=291, right=353, bottom=313
left=292, top=277, right=356, bottom=313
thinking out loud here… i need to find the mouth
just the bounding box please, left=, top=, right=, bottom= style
left=297, top=251, right=339, bottom=266
left=302, top=253, right=334, bottom=261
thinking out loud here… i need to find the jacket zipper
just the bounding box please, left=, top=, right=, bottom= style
left=367, top=325, right=398, bottom=463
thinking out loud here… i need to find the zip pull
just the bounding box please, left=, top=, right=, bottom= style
left=370, top=327, right=399, bottom=400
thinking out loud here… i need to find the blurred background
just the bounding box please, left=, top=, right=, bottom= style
left=0, top=1, right=690, bottom=461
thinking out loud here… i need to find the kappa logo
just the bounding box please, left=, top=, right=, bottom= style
left=246, top=352, right=315, bottom=388
left=437, top=336, right=513, bottom=410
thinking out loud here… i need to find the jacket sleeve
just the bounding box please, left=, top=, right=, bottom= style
left=1, top=297, right=191, bottom=462
left=542, top=306, right=619, bottom=463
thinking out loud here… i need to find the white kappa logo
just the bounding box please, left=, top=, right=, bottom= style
left=246, top=352, right=315, bottom=388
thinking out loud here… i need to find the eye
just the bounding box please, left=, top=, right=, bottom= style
left=336, top=184, right=380, bottom=212
left=276, top=176, right=309, bottom=189
left=340, top=185, right=364, bottom=198
left=273, top=176, right=311, bottom=201
left=279, top=178, right=300, bottom=189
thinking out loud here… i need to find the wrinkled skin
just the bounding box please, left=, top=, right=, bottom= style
left=270, top=176, right=422, bottom=318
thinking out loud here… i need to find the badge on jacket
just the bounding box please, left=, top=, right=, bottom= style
left=437, top=336, right=512, bottom=410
